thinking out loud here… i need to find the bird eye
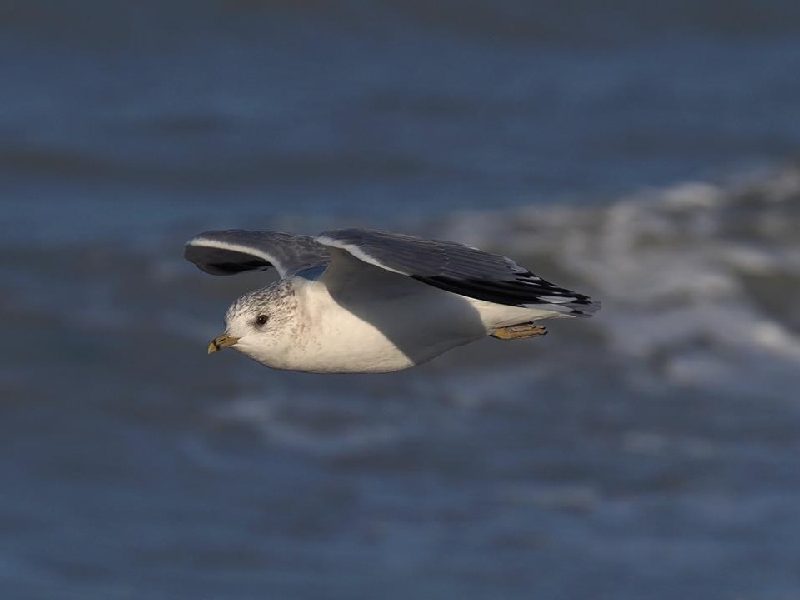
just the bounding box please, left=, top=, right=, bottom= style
left=255, top=315, right=268, bottom=326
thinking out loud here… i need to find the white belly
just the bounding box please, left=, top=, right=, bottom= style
left=280, top=280, right=488, bottom=373
left=268, top=275, right=561, bottom=374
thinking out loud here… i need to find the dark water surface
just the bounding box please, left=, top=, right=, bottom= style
left=2, top=1, right=800, bottom=598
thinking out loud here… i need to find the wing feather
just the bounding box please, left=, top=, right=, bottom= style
left=317, top=228, right=599, bottom=315
left=184, top=230, right=329, bottom=278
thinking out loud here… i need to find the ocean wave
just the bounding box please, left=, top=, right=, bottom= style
left=3, top=164, right=799, bottom=398
left=437, top=164, right=800, bottom=393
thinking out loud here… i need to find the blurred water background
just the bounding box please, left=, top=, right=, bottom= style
left=2, top=1, right=800, bottom=598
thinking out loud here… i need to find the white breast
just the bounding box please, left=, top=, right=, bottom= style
left=282, top=277, right=489, bottom=373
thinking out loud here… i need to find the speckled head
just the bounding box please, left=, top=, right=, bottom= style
left=208, top=280, right=298, bottom=367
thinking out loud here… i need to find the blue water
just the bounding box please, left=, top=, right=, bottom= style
left=2, top=1, right=800, bottom=598
left=4, top=1, right=800, bottom=238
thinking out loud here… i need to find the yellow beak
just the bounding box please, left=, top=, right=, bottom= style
left=207, top=333, right=240, bottom=354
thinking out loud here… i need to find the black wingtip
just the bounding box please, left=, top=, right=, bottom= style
left=565, top=299, right=602, bottom=317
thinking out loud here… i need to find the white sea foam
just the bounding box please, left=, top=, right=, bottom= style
left=439, top=164, right=800, bottom=393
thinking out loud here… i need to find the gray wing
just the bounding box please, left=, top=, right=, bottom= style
left=184, top=230, right=330, bottom=279
left=316, top=228, right=599, bottom=315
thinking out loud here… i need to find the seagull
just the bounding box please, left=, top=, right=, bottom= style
left=184, top=228, right=599, bottom=373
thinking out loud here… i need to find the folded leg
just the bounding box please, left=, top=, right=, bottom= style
left=490, top=323, right=547, bottom=340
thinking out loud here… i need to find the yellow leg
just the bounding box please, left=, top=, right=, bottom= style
left=490, top=323, right=548, bottom=340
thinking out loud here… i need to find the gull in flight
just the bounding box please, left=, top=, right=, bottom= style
left=184, top=229, right=599, bottom=373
